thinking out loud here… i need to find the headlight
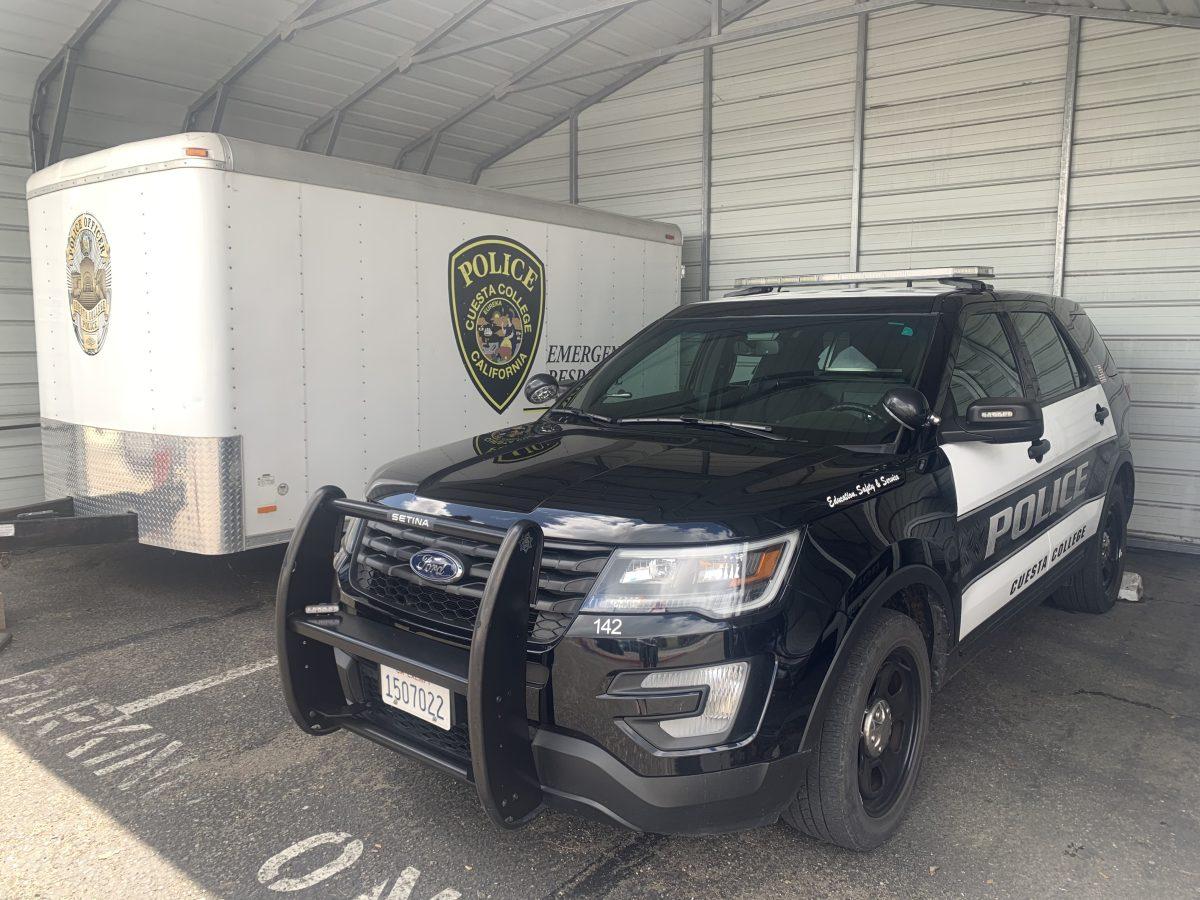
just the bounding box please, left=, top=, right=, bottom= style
left=582, top=532, right=799, bottom=618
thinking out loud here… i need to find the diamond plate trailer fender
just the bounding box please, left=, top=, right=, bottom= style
left=276, top=487, right=544, bottom=826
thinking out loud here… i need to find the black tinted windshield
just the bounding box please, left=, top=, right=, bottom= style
left=563, top=313, right=936, bottom=444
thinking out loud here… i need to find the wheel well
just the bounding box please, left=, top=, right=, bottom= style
left=882, top=583, right=952, bottom=692
left=1115, top=462, right=1135, bottom=519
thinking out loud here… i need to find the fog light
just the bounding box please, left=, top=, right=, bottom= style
left=639, top=661, right=749, bottom=739
left=304, top=603, right=339, bottom=615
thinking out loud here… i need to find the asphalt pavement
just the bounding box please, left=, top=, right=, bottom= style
left=1, top=542, right=1197, bottom=899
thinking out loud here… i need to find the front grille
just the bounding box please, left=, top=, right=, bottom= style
left=350, top=518, right=611, bottom=649
left=359, top=662, right=471, bottom=763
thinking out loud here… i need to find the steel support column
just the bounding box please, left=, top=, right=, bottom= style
left=568, top=114, right=580, bottom=204
left=700, top=48, right=714, bottom=301
left=419, top=132, right=442, bottom=175
left=46, top=50, right=78, bottom=167
left=1053, top=16, right=1081, bottom=297
left=848, top=14, right=868, bottom=271
left=28, top=0, right=123, bottom=170
left=324, top=110, right=345, bottom=156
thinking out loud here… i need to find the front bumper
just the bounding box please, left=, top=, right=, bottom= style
left=277, top=487, right=804, bottom=833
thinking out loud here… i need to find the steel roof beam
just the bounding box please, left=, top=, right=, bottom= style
left=183, top=0, right=324, bottom=133
left=391, top=6, right=629, bottom=169
left=408, top=0, right=651, bottom=67
left=470, top=0, right=776, bottom=183
left=28, top=0, right=123, bottom=170
left=298, top=0, right=493, bottom=153
left=924, top=0, right=1200, bottom=28
left=500, top=0, right=911, bottom=98
left=280, top=0, right=393, bottom=39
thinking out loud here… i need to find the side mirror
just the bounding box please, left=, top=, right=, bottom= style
left=962, top=397, right=1044, bottom=445
left=882, top=387, right=937, bottom=431
left=524, top=373, right=572, bottom=405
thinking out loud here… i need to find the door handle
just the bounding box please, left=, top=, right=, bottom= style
left=1095, top=404, right=1110, bottom=424
left=1028, top=438, right=1051, bottom=463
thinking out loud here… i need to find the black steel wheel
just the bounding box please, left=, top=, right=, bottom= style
left=1098, top=500, right=1125, bottom=596
left=782, top=609, right=931, bottom=850
left=858, top=647, right=924, bottom=817
left=1052, top=485, right=1127, bottom=614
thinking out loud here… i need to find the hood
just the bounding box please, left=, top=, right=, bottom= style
left=368, top=420, right=905, bottom=545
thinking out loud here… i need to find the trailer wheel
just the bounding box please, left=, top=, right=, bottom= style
left=782, top=610, right=931, bottom=851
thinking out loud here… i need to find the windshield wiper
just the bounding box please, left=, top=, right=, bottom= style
left=549, top=407, right=616, bottom=425
left=616, top=416, right=786, bottom=441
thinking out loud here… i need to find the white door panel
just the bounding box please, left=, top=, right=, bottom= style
left=942, top=439, right=1044, bottom=517
left=959, top=496, right=1104, bottom=637
left=1043, top=383, right=1117, bottom=462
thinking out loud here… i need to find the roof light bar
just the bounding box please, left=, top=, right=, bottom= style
left=733, top=266, right=994, bottom=288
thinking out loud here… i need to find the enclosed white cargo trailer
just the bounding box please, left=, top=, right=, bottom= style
left=20, top=133, right=682, bottom=554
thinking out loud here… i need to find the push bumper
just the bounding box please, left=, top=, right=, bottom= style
left=277, top=486, right=804, bottom=834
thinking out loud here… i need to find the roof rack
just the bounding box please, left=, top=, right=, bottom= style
left=732, top=266, right=994, bottom=290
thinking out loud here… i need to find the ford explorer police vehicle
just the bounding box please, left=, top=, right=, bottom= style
left=277, top=266, right=1133, bottom=850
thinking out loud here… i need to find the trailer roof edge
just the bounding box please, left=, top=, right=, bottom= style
left=26, top=132, right=683, bottom=247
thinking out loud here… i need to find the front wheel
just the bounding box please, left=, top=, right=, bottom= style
left=782, top=609, right=931, bottom=850
left=1050, top=486, right=1127, bottom=614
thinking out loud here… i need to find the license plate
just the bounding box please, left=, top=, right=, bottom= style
left=378, top=664, right=452, bottom=731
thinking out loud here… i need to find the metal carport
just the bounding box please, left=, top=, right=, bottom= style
left=2, top=0, right=1199, bottom=548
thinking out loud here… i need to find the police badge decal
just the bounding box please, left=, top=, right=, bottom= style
left=65, top=213, right=112, bottom=355
left=448, top=236, right=545, bottom=413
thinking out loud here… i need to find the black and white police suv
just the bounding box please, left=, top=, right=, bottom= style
left=277, top=266, right=1133, bottom=849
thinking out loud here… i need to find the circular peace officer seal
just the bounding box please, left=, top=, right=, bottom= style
left=65, top=212, right=112, bottom=355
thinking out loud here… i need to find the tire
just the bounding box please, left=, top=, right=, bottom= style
left=782, top=609, right=931, bottom=851
left=1050, top=486, right=1127, bottom=614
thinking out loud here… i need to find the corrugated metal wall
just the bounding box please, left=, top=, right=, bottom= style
left=858, top=7, right=1067, bottom=288
left=1065, top=19, right=1200, bottom=547
left=711, top=4, right=858, bottom=290
left=0, top=3, right=57, bottom=506
left=481, top=2, right=1200, bottom=549
left=481, top=55, right=706, bottom=302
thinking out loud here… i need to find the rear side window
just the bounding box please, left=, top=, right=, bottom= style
left=1010, top=312, right=1084, bottom=402
left=1065, top=307, right=1119, bottom=384
left=949, top=312, right=1023, bottom=413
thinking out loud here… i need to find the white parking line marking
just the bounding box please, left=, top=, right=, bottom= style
left=0, top=668, right=48, bottom=688
left=115, top=657, right=277, bottom=716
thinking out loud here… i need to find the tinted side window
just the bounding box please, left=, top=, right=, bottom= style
left=1010, top=312, right=1083, bottom=402
left=1064, top=307, right=1118, bottom=383
left=950, top=312, right=1023, bottom=413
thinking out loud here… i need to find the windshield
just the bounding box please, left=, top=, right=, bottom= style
left=561, top=313, right=935, bottom=444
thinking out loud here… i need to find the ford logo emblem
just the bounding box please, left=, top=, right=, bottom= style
left=409, top=549, right=465, bottom=584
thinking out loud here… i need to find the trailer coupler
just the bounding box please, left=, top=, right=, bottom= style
left=0, top=497, right=138, bottom=553
left=276, top=487, right=545, bottom=829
